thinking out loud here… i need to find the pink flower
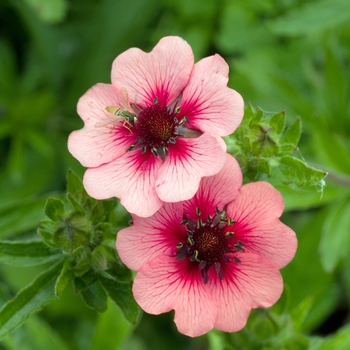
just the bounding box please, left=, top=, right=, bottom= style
left=116, top=154, right=297, bottom=337
left=68, top=36, right=244, bottom=217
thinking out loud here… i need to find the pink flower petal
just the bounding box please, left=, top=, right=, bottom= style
left=183, top=154, right=243, bottom=221
left=116, top=202, right=186, bottom=271
left=179, top=54, right=244, bottom=136
left=133, top=255, right=217, bottom=337
left=68, top=83, right=138, bottom=167
left=68, top=127, right=137, bottom=168
left=76, top=83, right=130, bottom=127
left=227, top=182, right=297, bottom=268
left=155, top=133, right=226, bottom=202
left=83, top=150, right=163, bottom=217
left=211, top=252, right=283, bottom=332
left=111, top=36, right=194, bottom=107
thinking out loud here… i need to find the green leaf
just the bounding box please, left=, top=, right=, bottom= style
left=319, top=197, right=350, bottom=272
left=66, top=193, right=84, bottom=214
left=280, top=118, right=301, bottom=148
left=269, top=111, right=285, bottom=135
left=99, top=276, right=139, bottom=324
left=0, top=260, right=63, bottom=340
left=275, top=156, right=327, bottom=187
left=81, top=280, right=108, bottom=313
left=291, top=297, right=313, bottom=333
left=89, top=298, right=134, bottom=350
left=106, top=258, right=133, bottom=283
left=0, top=240, right=61, bottom=267
left=55, top=260, right=74, bottom=297
left=66, top=169, right=85, bottom=194
left=45, top=197, right=65, bottom=221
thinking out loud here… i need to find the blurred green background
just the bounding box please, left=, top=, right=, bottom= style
left=1, top=0, right=350, bottom=349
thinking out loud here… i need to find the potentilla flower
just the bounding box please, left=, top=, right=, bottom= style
left=116, top=154, right=297, bottom=337
left=68, top=36, right=244, bottom=217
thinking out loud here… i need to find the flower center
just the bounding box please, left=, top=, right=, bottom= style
left=135, top=104, right=177, bottom=146
left=176, top=207, right=242, bottom=284
left=121, top=96, right=202, bottom=159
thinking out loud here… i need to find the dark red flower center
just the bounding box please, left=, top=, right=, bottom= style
left=176, top=206, right=243, bottom=284
left=135, top=104, right=177, bottom=147
left=122, top=100, right=194, bottom=158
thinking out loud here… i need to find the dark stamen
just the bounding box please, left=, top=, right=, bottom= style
left=186, top=230, right=194, bottom=237
left=234, top=241, right=244, bottom=252
left=214, top=262, right=224, bottom=280
left=180, top=218, right=189, bottom=225
left=233, top=257, right=241, bottom=264
left=151, top=147, right=159, bottom=156
left=202, top=270, right=209, bottom=284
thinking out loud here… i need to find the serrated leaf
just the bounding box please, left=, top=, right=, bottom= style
left=250, top=107, right=263, bottom=125
left=99, top=276, right=139, bottom=324
left=66, top=169, right=85, bottom=194
left=81, top=280, right=108, bottom=313
left=0, top=240, right=61, bottom=267
left=280, top=118, right=301, bottom=147
left=106, top=259, right=132, bottom=282
left=319, top=197, right=350, bottom=272
left=90, top=201, right=106, bottom=223
left=66, top=193, right=84, bottom=214
left=241, top=104, right=256, bottom=125
left=55, top=260, right=74, bottom=297
left=277, top=156, right=327, bottom=187
left=278, top=143, right=298, bottom=156
left=74, top=277, right=88, bottom=293
left=0, top=260, right=63, bottom=340
left=269, top=111, right=285, bottom=135
left=45, top=197, right=64, bottom=221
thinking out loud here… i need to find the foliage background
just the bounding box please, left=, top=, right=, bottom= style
left=1, top=0, right=350, bottom=349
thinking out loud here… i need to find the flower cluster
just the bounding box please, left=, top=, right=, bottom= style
left=68, top=36, right=297, bottom=337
